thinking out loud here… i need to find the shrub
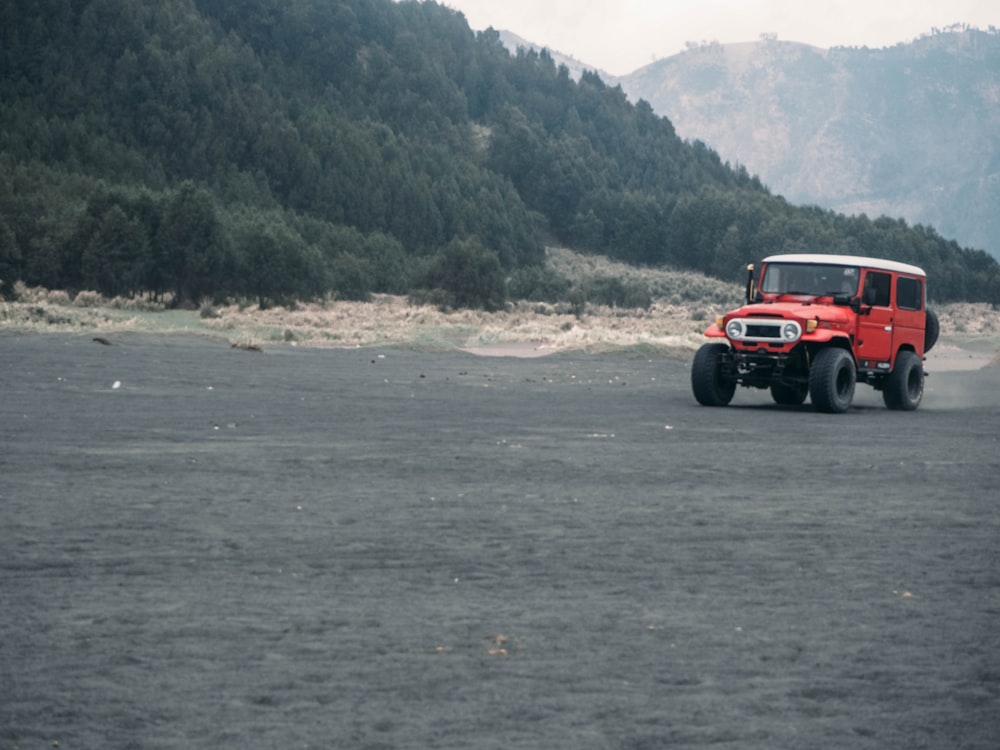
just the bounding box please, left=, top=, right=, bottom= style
left=507, top=264, right=571, bottom=302
left=11, top=281, right=37, bottom=302
left=418, top=237, right=506, bottom=311
left=199, top=297, right=220, bottom=318
left=568, top=287, right=587, bottom=318
left=407, top=287, right=452, bottom=310
left=45, top=289, right=72, bottom=306
left=108, top=294, right=167, bottom=312
left=584, top=276, right=652, bottom=310
left=72, top=290, right=104, bottom=308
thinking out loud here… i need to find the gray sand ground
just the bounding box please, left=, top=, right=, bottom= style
left=2, top=332, right=998, bottom=749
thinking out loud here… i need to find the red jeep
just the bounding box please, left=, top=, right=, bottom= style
left=691, top=254, right=939, bottom=413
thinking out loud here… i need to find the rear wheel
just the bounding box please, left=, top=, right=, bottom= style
left=883, top=350, right=924, bottom=410
left=770, top=381, right=808, bottom=405
left=691, top=343, right=736, bottom=406
left=809, top=348, right=856, bottom=413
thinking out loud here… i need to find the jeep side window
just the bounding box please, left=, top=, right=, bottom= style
left=863, top=272, right=891, bottom=307
left=897, top=276, right=923, bottom=311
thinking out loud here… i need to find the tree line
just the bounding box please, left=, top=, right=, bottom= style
left=1, top=0, right=997, bottom=308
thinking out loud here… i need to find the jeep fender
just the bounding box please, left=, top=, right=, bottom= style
left=804, top=336, right=855, bottom=366
left=703, top=323, right=727, bottom=339
left=803, top=329, right=851, bottom=346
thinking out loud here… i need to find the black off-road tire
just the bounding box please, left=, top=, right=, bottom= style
left=771, top=381, right=809, bottom=405
left=883, top=350, right=924, bottom=411
left=924, top=308, right=940, bottom=353
left=691, top=343, right=736, bottom=406
left=809, top=348, right=856, bottom=414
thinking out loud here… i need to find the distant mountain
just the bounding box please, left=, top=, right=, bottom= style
left=617, top=28, right=1000, bottom=259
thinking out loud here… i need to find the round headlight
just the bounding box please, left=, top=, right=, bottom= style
left=782, top=322, right=801, bottom=341
left=726, top=320, right=743, bottom=339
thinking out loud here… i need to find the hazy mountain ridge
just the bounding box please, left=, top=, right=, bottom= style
left=496, top=30, right=614, bottom=82
left=616, top=28, right=1000, bottom=258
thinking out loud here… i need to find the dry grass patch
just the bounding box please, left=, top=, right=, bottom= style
left=546, top=246, right=741, bottom=306
left=934, top=303, right=1000, bottom=336
left=3, top=252, right=998, bottom=361
left=196, top=295, right=719, bottom=354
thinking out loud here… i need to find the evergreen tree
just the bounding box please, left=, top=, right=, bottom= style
left=0, top=218, right=20, bottom=297
left=160, top=182, right=225, bottom=304
left=80, top=204, right=149, bottom=298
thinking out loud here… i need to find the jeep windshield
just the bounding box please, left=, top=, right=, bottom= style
left=759, top=262, right=860, bottom=297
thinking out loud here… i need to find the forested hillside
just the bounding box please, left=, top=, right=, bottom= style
left=1, top=0, right=998, bottom=308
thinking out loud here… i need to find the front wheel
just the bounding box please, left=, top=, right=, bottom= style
left=691, top=343, right=736, bottom=406
left=883, top=350, right=924, bottom=410
left=809, top=348, right=856, bottom=413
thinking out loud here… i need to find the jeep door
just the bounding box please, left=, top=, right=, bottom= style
left=856, top=270, right=894, bottom=364
left=892, top=275, right=926, bottom=355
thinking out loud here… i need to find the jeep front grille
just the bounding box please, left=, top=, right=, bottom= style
left=746, top=323, right=781, bottom=338
left=725, top=317, right=802, bottom=343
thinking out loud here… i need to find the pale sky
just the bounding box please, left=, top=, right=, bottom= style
left=440, top=0, right=997, bottom=75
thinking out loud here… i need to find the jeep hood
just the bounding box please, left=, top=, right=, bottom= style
left=704, top=299, right=855, bottom=339
left=726, top=300, right=854, bottom=324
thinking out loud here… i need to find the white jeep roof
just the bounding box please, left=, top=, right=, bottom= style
left=762, top=253, right=926, bottom=277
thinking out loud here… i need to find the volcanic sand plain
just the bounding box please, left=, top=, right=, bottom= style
left=2, top=329, right=999, bottom=749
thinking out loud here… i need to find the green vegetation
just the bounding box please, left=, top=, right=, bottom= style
left=1, top=0, right=998, bottom=309
left=621, top=27, right=1000, bottom=267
